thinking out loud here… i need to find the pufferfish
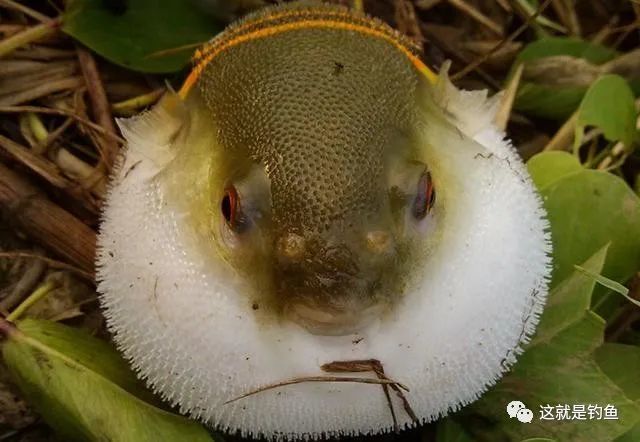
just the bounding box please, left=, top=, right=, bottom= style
left=97, top=1, right=551, bottom=439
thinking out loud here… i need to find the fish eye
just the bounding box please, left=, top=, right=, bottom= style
left=412, top=171, right=435, bottom=220
left=221, top=185, right=245, bottom=232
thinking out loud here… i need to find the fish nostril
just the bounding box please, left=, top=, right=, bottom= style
left=365, top=230, right=392, bottom=254
left=277, top=233, right=306, bottom=261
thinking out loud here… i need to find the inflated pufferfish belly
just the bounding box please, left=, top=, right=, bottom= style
left=97, top=2, right=551, bottom=439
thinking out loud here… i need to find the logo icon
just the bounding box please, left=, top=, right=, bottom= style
left=517, top=408, right=534, bottom=423
left=507, top=400, right=533, bottom=423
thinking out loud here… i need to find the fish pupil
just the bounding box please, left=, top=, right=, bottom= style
left=412, top=171, right=435, bottom=220
left=222, top=186, right=238, bottom=226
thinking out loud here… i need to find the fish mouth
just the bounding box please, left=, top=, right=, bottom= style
left=285, top=300, right=383, bottom=336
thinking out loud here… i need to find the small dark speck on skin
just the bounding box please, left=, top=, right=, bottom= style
left=108, top=251, right=114, bottom=257
left=333, top=61, right=344, bottom=75
left=174, top=283, right=178, bottom=289
left=149, top=262, right=153, bottom=266
left=124, top=160, right=141, bottom=179
left=129, top=283, right=134, bottom=288
left=352, top=337, right=364, bottom=344
left=252, top=302, right=259, bottom=310
left=245, top=356, right=250, bottom=361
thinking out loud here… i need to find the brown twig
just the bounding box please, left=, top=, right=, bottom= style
left=0, top=61, right=78, bottom=92
left=321, top=359, right=418, bottom=432
left=452, top=0, right=553, bottom=81
left=324, top=359, right=400, bottom=432
left=0, top=106, right=125, bottom=143
left=419, top=23, right=501, bottom=90
left=0, top=18, right=61, bottom=58
left=0, top=77, right=83, bottom=106
left=394, top=0, right=425, bottom=50
left=0, top=252, right=94, bottom=282
left=0, top=134, right=71, bottom=189
left=0, top=0, right=51, bottom=23
left=0, top=253, right=46, bottom=312
left=0, top=162, right=96, bottom=275
left=41, top=116, right=74, bottom=151
left=551, top=0, right=580, bottom=36
left=224, top=375, right=402, bottom=405
left=447, top=0, right=504, bottom=37
left=76, top=45, right=120, bottom=173
left=12, top=45, right=75, bottom=60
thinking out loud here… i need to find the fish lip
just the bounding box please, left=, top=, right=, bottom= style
left=285, top=300, right=383, bottom=336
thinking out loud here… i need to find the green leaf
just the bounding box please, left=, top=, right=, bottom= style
left=62, top=0, right=221, bottom=73
left=527, top=151, right=582, bottom=189
left=516, top=38, right=617, bottom=65
left=575, top=75, right=637, bottom=149
left=597, top=344, right=640, bottom=442
left=435, top=418, right=475, bottom=442
left=515, top=84, right=589, bottom=120
left=1, top=319, right=214, bottom=442
left=513, top=38, right=618, bottom=120
left=595, top=344, right=640, bottom=401
left=616, top=423, right=640, bottom=442
left=463, top=249, right=640, bottom=441
left=527, top=152, right=640, bottom=300
left=533, top=246, right=605, bottom=341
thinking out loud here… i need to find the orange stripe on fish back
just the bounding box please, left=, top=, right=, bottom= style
left=178, top=4, right=436, bottom=98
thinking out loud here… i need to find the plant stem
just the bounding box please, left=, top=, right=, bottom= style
left=6, top=281, right=58, bottom=322
left=111, top=88, right=165, bottom=116
left=0, top=18, right=60, bottom=58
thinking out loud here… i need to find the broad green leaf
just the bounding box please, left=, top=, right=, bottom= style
left=1, top=319, right=214, bottom=442
left=576, top=75, right=637, bottom=149
left=527, top=152, right=640, bottom=297
left=63, top=0, right=221, bottom=73
left=463, top=249, right=640, bottom=441
left=595, top=344, right=640, bottom=401
left=616, top=423, right=640, bottom=442
left=598, top=344, right=640, bottom=442
left=513, top=38, right=618, bottom=120
left=515, top=84, right=589, bottom=120
left=532, top=247, right=605, bottom=342
left=527, top=152, right=582, bottom=190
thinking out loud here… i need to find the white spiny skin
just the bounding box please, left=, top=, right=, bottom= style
left=97, top=71, right=552, bottom=439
